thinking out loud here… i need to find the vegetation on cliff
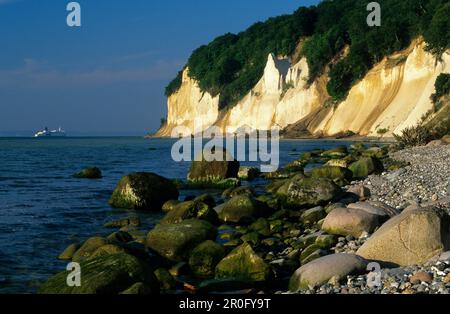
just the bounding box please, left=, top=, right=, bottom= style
left=166, top=0, right=450, bottom=108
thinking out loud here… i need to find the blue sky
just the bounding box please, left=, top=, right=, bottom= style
left=0, top=0, right=319, bottom=136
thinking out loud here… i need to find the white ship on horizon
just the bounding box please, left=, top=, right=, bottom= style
left=34, top=127, right=67, bottom=138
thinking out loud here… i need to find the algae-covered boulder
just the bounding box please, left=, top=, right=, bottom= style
left=349, top=157, right=383, bottom=178
left=73, top=167, right=102, bottom=179
left=187, top=148, right=240, bottom=184
left=154, top=268, right=176, bottom=290
left=357, top=207, right=450, bottom=266
left=160, top=201, right=219, bottom=225
left=189, top=240, right=226, bottom=278
left=310, top=166, right=353, bottom=182
left=39, top=253, right=159, bottom=294
left=120, top=282, right=153, bottom=295
left=146, top=219, right=217, bottom=262
left=72, top=237, right=111, bottom=262
left=277, top=177, right=342, bottom=209
left=218, top=195, right=270, bottom=224
left=289, top=254, right=367, bottom=291
left=162, top=200, right=181, bottom=213
left=109, top=172, right=179, bottom=211
left=215, top=243, right=272, bottom=282
left=238, top=167, right=260, bottom=181
left=320, top=146, right=348, bottom=159
left=300, top=206, right=326, bottom=225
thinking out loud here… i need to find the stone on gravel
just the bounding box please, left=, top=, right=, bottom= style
left=289, top=254, right=367, bottom=291
left=357, top=207, right=450, bottom=266
left=322, top=207, right=382, bottom=237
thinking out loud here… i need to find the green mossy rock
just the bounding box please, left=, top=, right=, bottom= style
left=162, top=200, right=181, bottom=213
left=222, top=186, right=256, bottom=199
left=300, top=206, right=326, bottom=225
left=58, top=243, right=80, bottom=261
left=119, top=282, right=153, bottom=295
left=160, top=201, right=219, bottom=225
left=187, top=148, right=240, bottom=183
left=238, top=167, right=261, bottom=181
left=249, top=218, right=271, bottom=237
left=349, top=157, right=384, bottom=178
left=39, top=253, right=159, bottom=294
left=146, top=219, right=217, bottom=262
left=73, top=167, right=102, bottom=179
left=109, top=172, right=179, bottom=211
left=188, top=240, right=226, bottom=278
left=104, top=217, right=141, bottom=228
left=72, top=237, right=111, bottom=262
left=277, top=177, right=342, bottom=209
left=310, top=166, right=353, bottom=182
left=215, top=243, right=272, bottom=282
left=154, top=268, right=176, bottom=290
left=218, top=195, right=270, bottom=224
left=240, top=232, right=260, bottom=246
left=321, top=146, right=348, bottom=159
left=90, top=244, right=127, bottom=259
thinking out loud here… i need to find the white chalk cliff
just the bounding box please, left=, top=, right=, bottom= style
left=156, top=39, right=450, bottom=138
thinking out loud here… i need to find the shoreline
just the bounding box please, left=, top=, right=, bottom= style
left=39, top=139, right=450, bottom=295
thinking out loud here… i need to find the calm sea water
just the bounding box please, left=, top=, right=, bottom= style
left=0, top=137, right=350, bottom=294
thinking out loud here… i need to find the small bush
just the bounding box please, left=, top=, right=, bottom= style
left=394, top=125, right=432, bottom=148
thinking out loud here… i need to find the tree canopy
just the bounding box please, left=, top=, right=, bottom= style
left=166, top=0, right=450, bottom=107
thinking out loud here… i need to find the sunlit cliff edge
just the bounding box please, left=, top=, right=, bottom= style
left=155, top=39, right=450, bottom=138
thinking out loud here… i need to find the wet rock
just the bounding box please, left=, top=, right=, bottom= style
left=310, top=166, right=353, bottom=182
left=58, top=243, right=80, bottom=261
left=277, top=177, right=342, bottom=209
left=238, top=167, right=260, bottom=181
left=187, top=147, right=240, bottom=184
left=189, top=240, right=226, bottom=278
left=289, top=254, right=367, bottom=291
left=321, top=146, right=348, bottom=159
left=160, top=200, right=219, bottom=225
left=349, top=157, right=383, bottom=178
left=146, top=219, right=217, bottom=262
left=107, top=231, right=133, bottom=243
left=162, top=200, right=181, bottom=213
left=154, top=268, right=176, bottom=290
left=222, top=186, right=256, bottom=199
left=215, top=243, right=272, bottom=282
left=410, top=272, right=433, bottom=284
left=72, top=237, right=111, bottom=262
left=300, top=206, right=326, bottom=225
left=218, top=195, right=270, bottom=224
left=104, top=217, right=141, bottom=228
left=109, top=172, right=179, bottom=211
left=73, top=167, right=102, bottom=179
left=39, top=253, right=159, bottom=294
left=120, top=282, right=153, bottom=295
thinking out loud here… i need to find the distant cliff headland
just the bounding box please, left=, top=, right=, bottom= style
left=155, top=0, right=450, bottom=139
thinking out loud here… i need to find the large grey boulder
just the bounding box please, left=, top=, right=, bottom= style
left=322, top=207, right=382, bottom=237
left=289, top=254, right=367, bottom=291
left=357, top=207, right=450, bottom=266
left=109, top=172, right=179, bottom=211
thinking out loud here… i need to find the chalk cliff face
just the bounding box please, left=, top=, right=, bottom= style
left=156, top=39, right=450, bottom=138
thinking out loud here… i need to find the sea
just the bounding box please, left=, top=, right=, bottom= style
left=0, top=137, right=351, bottom=293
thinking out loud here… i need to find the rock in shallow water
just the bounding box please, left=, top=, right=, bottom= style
left=109, top=172, right=179, bottom=211
left=39, top=253, right=159, bottom=294
left=73, top=167, right=102, bottom=179
left=146, top=219, right=217, bottom=262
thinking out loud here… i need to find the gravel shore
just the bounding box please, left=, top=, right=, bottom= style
left=363, top=145, right=450, bottom=210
